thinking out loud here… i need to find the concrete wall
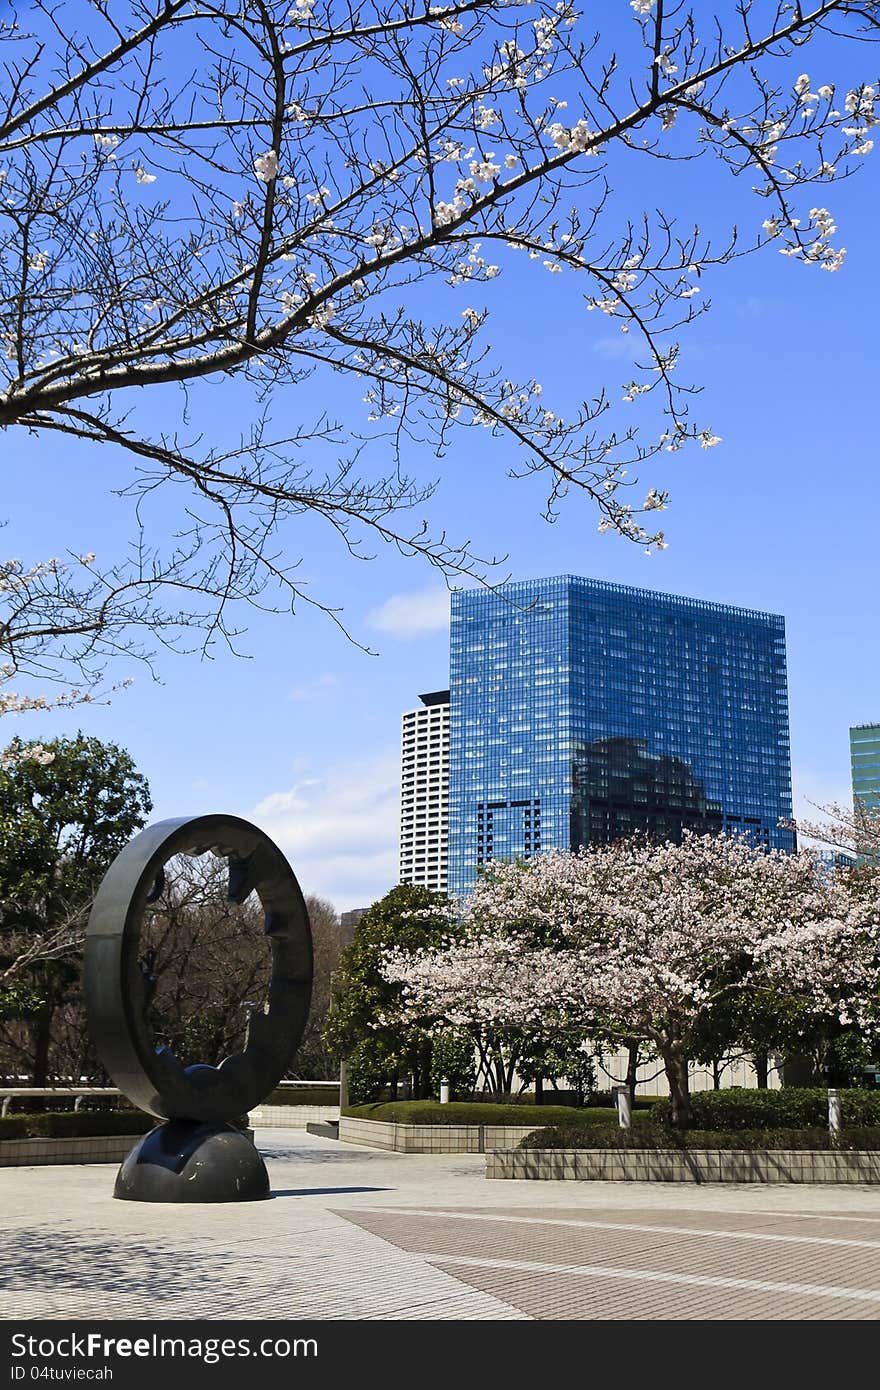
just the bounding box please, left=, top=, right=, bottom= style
left=487, top=1147, right=880, bottom=1183
left=0, top=1135, right=138, bottom=1166
left=338, top=1115, right=547, bottom=1152
left=593, top=1049, right=782, bottom=1096
left=248, top=1104, right=339, bottom=1127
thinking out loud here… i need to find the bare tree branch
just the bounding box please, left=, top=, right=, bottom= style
left=0, top=0, right=877, bottom=694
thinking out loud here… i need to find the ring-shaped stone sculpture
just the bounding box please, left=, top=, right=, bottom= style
left=84, top=815, right=313, bottom=1200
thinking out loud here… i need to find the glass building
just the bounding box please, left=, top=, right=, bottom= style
left=850, top=723, right=880, bottom=818
left=447, top=575, right=795, bottom=897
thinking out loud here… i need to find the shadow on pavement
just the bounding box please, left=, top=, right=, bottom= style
left=271, top=1186, right=393, bottom=1198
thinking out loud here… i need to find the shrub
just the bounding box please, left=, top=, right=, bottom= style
left=261, top=1086, right=340, bottom=1106
left=343, top=1100, right=637, bottom=1127
left=649, top=1087, right=880, bottom=1131
left=430, top=1030, right=478, bottom=1099
left=519, top=1124, right=880, bottom=1151
left=0, top=1111, right=153, bottom=1141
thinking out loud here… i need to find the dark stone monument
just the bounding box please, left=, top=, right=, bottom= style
left=84, top=815, right=313, bottom=1202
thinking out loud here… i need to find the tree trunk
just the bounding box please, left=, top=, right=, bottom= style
left=753, top=1051, right=769, bottom=1089
left=418, top=1039, right=432, bottom=1099
left=625, top=1040, right=640, bottom=1106
left=534, top=1076, right=544, bottom=1106
left=32, top=1002, right=54, bottom=1087
left=712, top=1058, right=722, bottom=1090
left=662, top=1042, right=691, bottom=1128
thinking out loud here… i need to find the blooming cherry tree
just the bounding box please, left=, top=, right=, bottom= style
left=784, top=799, right=880, bottom=864
left=384, top=833, right=877, bottom=1124
left=0, top=547, right=190, bottom=755
left=1, top=2, right=878, bottom=678
left=754, top=881, right=880, bottom=1057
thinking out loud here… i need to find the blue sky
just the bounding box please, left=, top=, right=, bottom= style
left=3, top=6, right=878, bottom=908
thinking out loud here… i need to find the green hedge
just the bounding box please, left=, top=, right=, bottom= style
left=650, top=1087, right=880, bottom=1131
left=455, top=1091, right=663, bottom=1109
left=519, top=1124, right=880, bottom=1151
left=343, top=1100, right=655, bottom=1127
left=0, top=1111, right=153, bottom=1141
left=261, top=1086, right=340, bottom=1106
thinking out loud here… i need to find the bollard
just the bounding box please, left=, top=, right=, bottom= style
left=612, top=1085, right=632, bottom=1130
left=439, top=1080, right=450, bottom=1104
left=339, top=1059, right=349, bottom=1111
left=828, top=1087, right=842, bottom=1136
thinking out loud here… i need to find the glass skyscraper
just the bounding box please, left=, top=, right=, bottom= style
left=850, top=723, right=880, bottom=817
left=447, top=575, right=795, bottom=897
left=850, top=722, right=880, bottom=880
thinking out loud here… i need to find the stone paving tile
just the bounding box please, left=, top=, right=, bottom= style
left=434, top=1264, right=879, bottom=1320
left=449, top=1204, right=880, bottom=1236
left=3, top=1129, right=880, bottom=1321
left=338, top=1207, right=880, bottom=1297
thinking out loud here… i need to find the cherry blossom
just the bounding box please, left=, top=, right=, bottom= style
left=383, top=833, right=879, bottom=1125
left=2, top=0, right=878, bottom=682
left=253, top=150, right=278, bottom=183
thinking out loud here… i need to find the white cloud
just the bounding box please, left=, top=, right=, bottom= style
left=735, top=296, right=767, bottom=319
left=249, top=749, right=400, bottom=912
left=591, top=334, right=642, bottom=362
left=367, top=586, right=449, bottom=639
left=289, top=672, right=339, bottom=702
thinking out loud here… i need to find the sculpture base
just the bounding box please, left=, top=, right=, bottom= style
left=114, top=1120, right=270, bottom=1202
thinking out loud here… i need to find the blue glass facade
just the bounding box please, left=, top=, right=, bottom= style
left=448, top=575, right=794, bottom=897
left=850, top=723, right=880, bottom=818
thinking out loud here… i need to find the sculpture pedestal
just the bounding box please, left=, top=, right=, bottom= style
left=114, top=1119, right=270, bottom=1202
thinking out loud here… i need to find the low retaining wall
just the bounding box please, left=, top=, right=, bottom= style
left=0, top=1135, right=139, bottom=1167
left=1, top=1126, right=256, bottom=1168
left=338, top=1116, right=547, bottom=1153
left=248, top=1104, right=339, bottom=1128
left=487, top=1148, right=880, bottom=1184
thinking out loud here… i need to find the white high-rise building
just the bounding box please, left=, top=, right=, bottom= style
left=399, top=691, right=449, bottom=892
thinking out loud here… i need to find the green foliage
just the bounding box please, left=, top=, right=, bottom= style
left=0, top=735, right=152, bottom=1087
left=0, top=734, right=152, bottom=920
left=323, top=883, right=455, bottom=1098
left=262, top=1085, right=340, bottom=1106
left=0, top=1110, right=152, bottom=1141
left=515, top=1034, right=598, bottom=1104
left=650, top=1086, right=880, bottom=1131
left=0, top=978, right=44, bottom=1021
left=343, top=1100, right=630, bottom=1127
left=0, top=733, right=152, bottom=1040
left=430, top=1029, right=477, bottom=1099
left=519, top=1124, right=880, bottom=1151
left=345, top=1036, right=407, bottom=1105
left=588, top=1090, right=665, bottom=1109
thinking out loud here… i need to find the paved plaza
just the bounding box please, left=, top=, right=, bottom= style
left=4, top=1129, right=880, bottom=1320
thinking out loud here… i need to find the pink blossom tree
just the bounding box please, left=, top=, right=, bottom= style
left=785, top=799, right=880, bottom=865
left=383, top=832, right=878, bottom=1125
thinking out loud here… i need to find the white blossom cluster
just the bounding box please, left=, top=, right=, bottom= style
left=253, top=150, right=279, bottom=183
left=382, top=832, right=880, bottom=1064
left=3, top=0, right=878, bottom=611
left=288, top=0, right=316, bottom=23
left=0, top=736, right=56, bottom=768
left=545, top=118, right=599, bottom=156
